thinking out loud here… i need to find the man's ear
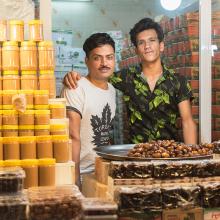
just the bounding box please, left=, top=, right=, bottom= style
left=160, top=41, right=165, bottom=52
left=85, top=57, right=88, bottom=65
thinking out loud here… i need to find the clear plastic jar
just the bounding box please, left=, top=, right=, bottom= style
left=36, top=135, right=53, bottom=159
left=52, top=135, right=69, bottom=163
left=9, top=20, right=24, bottom=42
left=49, top=103, right=65, bottom=119
left=35, top=125, right=50, bottom=136
left=20, top=41, right=37, bottom=71
left=19, top=136, right=36, bottom=159
left=29, top=20, right=43, bottom=42
left=19, top=110, right=35, bottom=125
left=19, top=125, right=35, bottom=136
left=0, top=20, right=7, bottom=42
left=2, top=71, right=20, bottom=90
left=34, top=90, right=49, bottom=105
left=2, top=90, right=17, bottom=109
left=3, top=137, right=20, bottom=159
left=2, top=110, right=18, bottom=125
left=21, top=71, right=38, bottom=90
left=34, top=110, right=50, bottom=125
left=0, top=137, right=3, bottom=160
left=2, top=125, right=18, bottom=137
left=21, top=159, right=38, bottom=188
left=50, top=124, right=67, bottom=135
left=18, top=90, right=34, bottom=109
left=2, top=41, right=19, bottom=71
left=38, top=158, right=55, bottom=186
left=39, top=71, right=56, bottom=98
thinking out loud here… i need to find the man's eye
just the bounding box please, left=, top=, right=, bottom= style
left=137, top=41, right=144, bottom=45
left=107, top=56, right=114, bottom=60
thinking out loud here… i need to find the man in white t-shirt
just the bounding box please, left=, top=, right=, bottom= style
left=61, top=33, right=116, bottom=185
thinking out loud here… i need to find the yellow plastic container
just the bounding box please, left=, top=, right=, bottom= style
left=21, top=71, right=38, bottom=90
left=0, top=20, right=7, bottom=42
left=2, top=125, right=18, bottom=137
left=36, top=135, right=53, bottom=158
left=2, top=71, right=20, bottom=90
left=2, top=110, right=18, bottom=125
left=3, top=137, right=20, bottom=160
left=49, top=103, right=65, bottom=119
left=34, top=110, right=50, bottom=125
left=19, top=110, right=35, bottom=125
left=0, top=137, right=3, bottom=160
left=50, top=124, right=67, bottom=135
left=35, top=125, right=50, bottom=136
left=2, top=90, right=17, bottom=109
left=18, top=90, right=34, bottom=109
left=34, top=90, right=49, bottom=105
left=9, top=20, right=24, bottom=42
left=29, top=20, right=43, bottom=42
left=19, top=136, right=36, bottom=159
left=18, top=125, right=35, bottom=136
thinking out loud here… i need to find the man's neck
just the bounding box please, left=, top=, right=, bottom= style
left=141, top=59, right=163, bottom=78
left=86, top=75, right=108, bottom=90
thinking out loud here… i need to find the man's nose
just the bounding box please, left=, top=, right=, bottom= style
left=101, top=57, right=107, bottom=65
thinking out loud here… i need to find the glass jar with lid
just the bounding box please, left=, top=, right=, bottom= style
left=3, top=137, right=20, bottom=159
left=21, top=71, right=38, bottom=90
left=29, top=20, right=43, bottom=42
left=2, top=71, right=20, bottom=90
left=9, top=20, right=24, bottom=42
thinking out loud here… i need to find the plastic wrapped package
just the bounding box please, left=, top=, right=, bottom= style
left=109, top=161, right=153, bottom=179
left=0, top=192, right=28, bottom=220
left=0, top=167, right=25, bottom=193
left=28, top=185, right=83, bottom=220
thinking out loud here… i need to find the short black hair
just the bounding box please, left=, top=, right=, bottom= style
left=83, top=33, right=115, bottom=57
left=129, top=18, right=164, bottom=47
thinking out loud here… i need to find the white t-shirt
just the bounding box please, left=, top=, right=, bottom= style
left=62, top=77, right=116, bottom=170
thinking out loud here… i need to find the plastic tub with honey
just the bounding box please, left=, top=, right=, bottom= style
left=18, top=90, right=34, bottom=109
left=9, top=20, right=24, bottom=42
left=49, top=103, right=65, bottom=119
left=34, top=110, right=50, bottom=125
left=36, top=135, right=53, bottom=159
left=18, top=125, right=35, bottom=136
left=50, top=124, right=67, bottom=135
left=0, top=76, right=2, bottom=91
left=19, top=136, right=36, bottom=159
left=21, top=71, right=38, bottom=90
left=0, top=137, right=3, bottom=160
left=2, top=71, right=20, bottom=90
left=34, top=90, right=49, bottom=105
left=0, top=91, right=2, bottom=108
left=2, top=125, right=18, bottom=137
left=2, top=90, right=17, bottom=108
left=2, top=110, right=18, bottom=125
left=0, top=20, right=7, bottom=42
left=3, top=137, right=20, bottom=160
left=29, top=20, right=43, bottom=42
left=19, top=110, right=34, bottom=125
left=35, top=125, right=50, bottom=136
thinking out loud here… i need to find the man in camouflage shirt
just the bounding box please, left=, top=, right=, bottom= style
left=64, top=18, right=197, bottom=144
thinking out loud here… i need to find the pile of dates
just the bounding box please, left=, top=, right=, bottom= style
left=127, top=140, right=214, bottom=158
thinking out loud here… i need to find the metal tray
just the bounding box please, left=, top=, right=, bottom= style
left=93, top=144, right=213, bottom=161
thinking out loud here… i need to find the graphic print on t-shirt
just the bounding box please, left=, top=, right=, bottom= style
left=91, top=103, right=114, bottom=146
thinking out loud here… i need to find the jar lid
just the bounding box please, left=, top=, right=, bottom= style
left=52, top=135, right=69, bottom=141
left=3, top=136, right=19, bottom=142
left=39, top=70, right=54, bottom=75
left=3, top=70, right=19, bottom=75
left=0, top=137, right=3, bottom=142
left=2, top=125, right=18, bottom=130
left=49, top=103, right=65, bottom=109
left=36, top=135, right=52, bottom=141
left=19, top=90, right=34, bottom=94
left=21, top=41, right=36, bottom=47
left=50, top=124, right=67, bottom=130
left=9, top=20, right=24, bottom=25
left=21, top=70, right=37, bottom=75
left=34, top=90, right=49, bottom=95
left=29, top=20, right=43, bottom=25
left=35, top=125, right=50, bottom=130
left=38, top=158, right=55, bottom=166
left=19, top=136, right=36, bottom=142
left=34, top=110, right=50, bottom=115
left=18, top=125, right=35, bottom=130
left=3, top=41, right=18, bottom=47
left=4, top=159, right=21, bottom=167
left=38, top=41, right=53, bottom=47
left=21, top=159, right=39, bottom=166
left=2, top=90, right=17, bottom=95
left=34, top=105, right=49, bottom=110
left=0, top=160, right=4, bottom=166
left=2, top=110, right=18, bottom=115
left=0, top=110, right=2, bottom=115
left=19, top=110, right=35, bottom=115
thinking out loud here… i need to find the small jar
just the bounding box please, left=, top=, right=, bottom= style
left=19, top=136, right=36, bottom=159
left=2, top=71, right=20, bottom=90
left=52, top=135, right=69, bottom=163
left=38, top=158, right=55, bottom=186
left=2, top=110, right=18, bottom=125
left=2, top=41, right=19, bottom=71
left=2, top=90, right=17, bottom=109
left=50, top=124, right=67, bottom=135
left=21, top=159, right=38, bottom=188
left=19, top=125, right=35, bottom=136
left=18, top=90, right=34, bottom=109
left=0, top=137, right=3, bottom=160
left=20, top=41, right=37, bottom=71
left=49, top=103, right=65, bottom=119
left=3, top=137, right=20, bottom=160
left=2, top=125, right=18, bottom=137
left=21, top=71, right=38, bottom=90
left=29, top=20, right=43, bottom=42
left=39, top=71, right=56, bottom=98
left=38, top=41, right=55, bottom=70
left=9, top=20, right=24, bottom=42
left=34, top=90, right=49, bottom=105
left=19, top=110, right=35, bottom=125
left=0, top=20, right=7, bottom=42
left=34, top=110, right=50, bottom=125
left=36, top=135, right=53, bottom=159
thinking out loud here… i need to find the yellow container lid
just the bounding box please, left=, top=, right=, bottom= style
left=19, top=110, right=35, bottom=115
left=29, top=20, right=43, bottom=25
left=52, top=135, right=69, bottom=141
left=35, top=125, right=50, bottom=130
left=4, top=159, right=21, bottom=167
left=2, top=110, right=18, bottom=115
left=19, top=136, right=36, bottom=142
left=9, top=20, right=24, bottom=25
left=34, top=105, right=49, bottom=110
left=39, top=70, right=54, bottom=75
left=21, top=70, right=37, bottom=75
left=38, top=41, right=53, bottom=47
left=34, top=90, right=49, bottom=95
left=3, top=41, right=18, bottom=47
left=3, top=70, right=19, bottom=75
left=3, top=136, right=19, bottom=142
left=34, top=110, right=50, bottom=115
left=18, top=125, right=35, bottom=130
left=36, top=135, right=51, bottom=141
left=21, top=41, right=36, bottom=47
left=0, top=160, right=4, bottom=166
left=38, top=158, right=55, bottom=166
left=2, top=90, right=17, bottom=95
left=19, top=90, right=34, bottom=94
left=0, top=137, right=3, bottom=142
left=49, top=103, right=65, bottom=109
left=2, top=125, right=18, bottom=130
left=50, top=124, right=67, bottom=130
left=21, top=159, right=39, bottom=166
left=0, top=110, right=2, bottom=115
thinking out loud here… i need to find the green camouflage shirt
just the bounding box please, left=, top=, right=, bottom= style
left=110, top=64, right=193, bottom=143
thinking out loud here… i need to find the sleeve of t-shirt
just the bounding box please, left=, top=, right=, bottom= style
left=176, top=75, right=194, bottom=104
left=62, top=87, right=85, bottom=118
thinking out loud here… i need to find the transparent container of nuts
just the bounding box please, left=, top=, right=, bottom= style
left=19, top=125, right=35, bottom=136
left=36, top=135, right=53, bottom=159
left=3, top=137, right=20, bottom=159
left=9, top=20, right=24, bottom=42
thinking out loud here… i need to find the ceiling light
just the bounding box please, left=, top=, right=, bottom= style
left=160, top=0, right=181, bottom=11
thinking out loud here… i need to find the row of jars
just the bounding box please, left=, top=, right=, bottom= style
left=0, top=20, right=43, bottom=42
left=0, top=41, right=54, bottom=71
left=0, top=158, right=56, bottom=188
left=0, top=135, right=69, bottom=162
